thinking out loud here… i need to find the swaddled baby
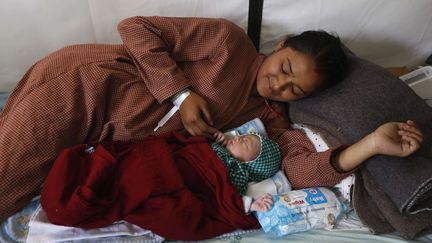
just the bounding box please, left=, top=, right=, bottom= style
left=211, top=132, right=285, bottom=213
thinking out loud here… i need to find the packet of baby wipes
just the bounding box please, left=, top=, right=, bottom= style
left=255, top=187, right=348, bottom=237
left=246, top=171, right=292, bottom=200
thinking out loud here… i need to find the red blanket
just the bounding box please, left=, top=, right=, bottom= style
left=41, top=132, right=260, bottom=240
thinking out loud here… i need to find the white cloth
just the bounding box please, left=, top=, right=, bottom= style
left=292, top=124, right=354, bottom=202
left=26, top=205, right=164, bottom=243
left=243, top=170, right=292, bottom=212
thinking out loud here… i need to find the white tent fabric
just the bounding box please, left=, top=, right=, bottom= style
left=1, top=0, right=431, bottom=91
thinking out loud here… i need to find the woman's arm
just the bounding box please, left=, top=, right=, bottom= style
left=264, top=106, right=352, bottom=189
left=117, top=16, right=237, bottom=103
left=117, top=16, right=249, bottom=136
left=268, top=115, right=423, bottom=189
left=334, top=120, right=423, bottom=172
left=271, top=127, right=352, bottom=189
left=265, top=103, right=423, bottom=189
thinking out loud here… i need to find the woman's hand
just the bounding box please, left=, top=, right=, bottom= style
left=179, top=91, right=218, bottom=137
left=372, top=120, right=423, bottom=157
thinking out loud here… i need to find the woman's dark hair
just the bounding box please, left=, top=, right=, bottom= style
left=283, top=30, right=348, bottom=90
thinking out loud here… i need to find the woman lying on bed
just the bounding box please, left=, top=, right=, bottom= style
left=0, top=16, right=424, bottom=223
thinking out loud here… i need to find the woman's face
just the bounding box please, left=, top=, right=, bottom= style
left=256, top=47, right=323, bottom=101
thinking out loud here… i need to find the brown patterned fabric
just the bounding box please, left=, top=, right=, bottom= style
left=0, top=16, right=349, bottom=221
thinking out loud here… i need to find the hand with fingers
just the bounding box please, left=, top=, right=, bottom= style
left=250, top=193, right=274, bottom=212
left=213, top=131, right=228, bottom=146
left=372, top=120, right=424, bottom=157
left=179, top=91, right=218, bottom=137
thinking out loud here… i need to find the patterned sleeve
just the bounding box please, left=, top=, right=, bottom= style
left=263, top=104, right=353, bottom=189
left=117, top=16, right=238, bottom=103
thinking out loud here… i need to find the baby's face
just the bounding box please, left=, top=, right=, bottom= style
left=226, top=134, right=260, bottom=162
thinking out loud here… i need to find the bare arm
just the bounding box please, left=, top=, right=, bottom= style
left=334, top=120, right=423, bottom=172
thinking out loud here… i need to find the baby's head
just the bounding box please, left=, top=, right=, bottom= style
left=226, top=133, right=281, bottom=181
left=225, top=134, right=261, bottom=162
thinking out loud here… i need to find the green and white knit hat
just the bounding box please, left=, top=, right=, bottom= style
left=211, top=133, right=281, bottom=195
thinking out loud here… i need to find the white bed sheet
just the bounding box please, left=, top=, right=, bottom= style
left=16, top=200, right=432, bottom=243
left=202, top=223, right=432, bottom=243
